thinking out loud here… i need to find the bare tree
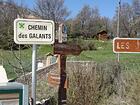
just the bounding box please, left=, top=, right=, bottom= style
left=34, top=0, right=69, bottom=22
left=89, top=7, right=104, bottom=37
left=112, top=1, right=140, bottom=38
left=73, top=5, right=103, bottom=39
left=133, top=0, right=140, bottom=16
left=0, top=0, right=33, bottom=81
left=76, top=5, right=92, bottom=39
left=0, top=0, right=33, bottom=49
left=132, top=0, right=140, bottom=36
left=0, top=48, right=32, bottom=83
left=100, top=17, right=111, bottom=32
left=121, top=3, right=135, bottom=37
left=66, top=5, right=111, bottom=39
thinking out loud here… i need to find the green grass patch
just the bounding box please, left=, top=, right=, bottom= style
left=0, top=39, right=140, bottom=78
left=0, top=45, right=53, bottom=78
left=68, top=39, right=140, bottom=62
left=68, top=39, right=140, bottom=71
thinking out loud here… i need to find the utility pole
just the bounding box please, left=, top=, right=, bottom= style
left=116, top=0, right=121, bottom=62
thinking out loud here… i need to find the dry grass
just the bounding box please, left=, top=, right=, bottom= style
left=67, top=61, right=140, bottom=105
left=34, top=61, right=140, bottom=105
left=36, top=81, right=58, bottom=104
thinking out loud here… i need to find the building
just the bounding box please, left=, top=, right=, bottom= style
left=96, top=30, right=109, bottom=41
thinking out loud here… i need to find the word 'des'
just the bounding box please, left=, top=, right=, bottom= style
left=113, top=38, right=140, bottom=53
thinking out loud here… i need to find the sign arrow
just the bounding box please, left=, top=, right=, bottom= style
left=53, top=43, right=83, bottom=55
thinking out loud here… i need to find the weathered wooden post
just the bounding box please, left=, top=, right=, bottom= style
left=53, top=23, right=82, bottom=105
left=58, top=55, right=67, bottom=105
left=54, top=44, right=82, bottom=105
left=54, top=23, right=67, bottom=104
left=53, top=24, right=82, bottom=105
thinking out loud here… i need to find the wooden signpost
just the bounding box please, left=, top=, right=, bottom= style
left=53, top=40, right=82, bottom=105
left=54, top=43, right=82, bottom=55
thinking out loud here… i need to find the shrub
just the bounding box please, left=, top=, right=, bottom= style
left=88, top=41, right=97, bottom=50
left=69, top=39, right=97, bottom=51
left=80, top=41, right=97, bottom=51
left=67, top=61, right=123, bottom=105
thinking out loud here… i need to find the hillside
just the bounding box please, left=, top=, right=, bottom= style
left=0, top=39, right=140, bottom=78
left=0, top=39, right=140, bottom=105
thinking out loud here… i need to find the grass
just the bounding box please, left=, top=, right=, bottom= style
left=37, top=45, right=53, bottom=57
left=68, top=39, right=140, bottom=63
left=67, top=61, right=140, bottom=105
left=0, top=39, right=140, bottom=78
left=0, top=45, right=52, bottom=78
left=0, top=48, right=32, bottom=78
left=69, top=40, right=112, bottom=61
left=9, top=39, right=139, bottom=104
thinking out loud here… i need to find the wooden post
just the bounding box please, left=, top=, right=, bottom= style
left=53, top=42, right=82, bottom=105
left=54, top=25, right=82, bottom=104
left=58, top=55, right=67, bottom=105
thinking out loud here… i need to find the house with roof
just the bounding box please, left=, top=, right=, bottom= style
left=96, top=30, right=110, bottom=41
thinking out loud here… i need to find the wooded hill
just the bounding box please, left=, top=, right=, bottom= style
left=0, top=0, right=140, bottom=50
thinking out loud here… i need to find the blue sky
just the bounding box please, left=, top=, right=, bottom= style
left=15, top=0, right=132, bottom=19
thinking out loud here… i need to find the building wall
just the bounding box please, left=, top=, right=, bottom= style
left=98, top=34, right=109, bottom=41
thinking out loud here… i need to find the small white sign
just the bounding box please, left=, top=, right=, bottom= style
left=58, top=23, right=67, bottom=43
left=14, top=19, right=55, bottom=44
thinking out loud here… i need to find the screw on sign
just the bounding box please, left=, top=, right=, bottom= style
left=113, top=38, right=140, bottom=53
